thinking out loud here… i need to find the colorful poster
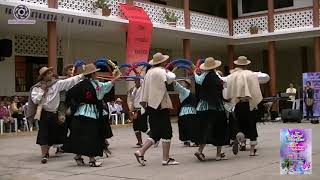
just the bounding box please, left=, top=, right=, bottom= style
left=120, top=4, right=153, bottom=64
left=280, top=129, right=312, bottom=175
left=302, top=72, right=320, bottom=117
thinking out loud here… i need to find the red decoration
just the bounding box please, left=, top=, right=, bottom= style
left=120, top=4, right=153, bottom=64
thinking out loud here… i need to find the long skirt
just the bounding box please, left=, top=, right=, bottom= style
left=234, top=102, right=258, bottom=141
left=103, top=115, right=113, bottom=139
left=178, top=114, right=197, bottom=142
left=195, top=110, right=229, bottom=146
left=63, top=115, right=106, bottom=157
left=36, top=110, right=67, bottom=146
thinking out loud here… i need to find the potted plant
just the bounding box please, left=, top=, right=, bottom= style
left=249, top=24, right=259, bottom=34
left=92, top=0, right=111, bottom=16
left=162, top=8, right=178, bottom=27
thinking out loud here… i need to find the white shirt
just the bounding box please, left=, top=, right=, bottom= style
left=31, top=74, right=83, bottom=112
left=115, top=103, right=123, bottom=112
left=286, top=87, right=297, bottom=101
left=108, top=103, right=117, bottom=113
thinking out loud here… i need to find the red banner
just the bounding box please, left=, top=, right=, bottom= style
left=120, top=4, right=153, bottom=64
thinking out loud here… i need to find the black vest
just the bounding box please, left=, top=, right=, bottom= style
left=197, top=71, right=224, bottom=108
left=66, top=79, right=103, bottom=118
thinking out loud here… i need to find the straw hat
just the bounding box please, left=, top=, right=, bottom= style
left=149, top=52, right=169, bottom=66
left=83, top=63, right=100, bottom=75
left=38, top=67, right=53, bottom=81
left=200, top=57, right=221, bottom=70
left=234, top=56, right=251, bottom=66
left=178, top=79, right=192, bottom=87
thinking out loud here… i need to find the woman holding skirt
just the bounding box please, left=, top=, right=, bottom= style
left=172, top=79, right=198, bottom=147
left=63, top=63, right=119, bottom=167
left=193, top=57, right=229, bottom=161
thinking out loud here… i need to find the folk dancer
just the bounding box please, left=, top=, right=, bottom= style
left=127, top=78, right=150, bottom=147
left=28, top=67, right=83, bottom=164
left=193, top=57, right=230, bottom=161
left=134, top=52, right=179, bottom=166
left=172, top=79, right=198, bottom=147
left=225, top=56, right=269, bottom=156
left=63, top=64, right=120, bottom=167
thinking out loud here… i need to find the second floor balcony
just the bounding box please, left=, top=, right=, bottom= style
left=2, top=0, right=319, bottom=40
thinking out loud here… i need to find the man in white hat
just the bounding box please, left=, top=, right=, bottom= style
left=134, top=52, right=179, bottom=166
left=225, top=56, right=269, bottom=156
left=28, top=66, right=84, bottom=164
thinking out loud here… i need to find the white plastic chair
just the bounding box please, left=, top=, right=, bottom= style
left=110, top=113, right=118, bottom=125
left=120, top=113, right=125, bottom=125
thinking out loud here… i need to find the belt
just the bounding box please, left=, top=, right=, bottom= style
left=238, top=97, right=249, bottom=102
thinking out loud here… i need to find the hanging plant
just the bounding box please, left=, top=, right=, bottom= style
left=162, top=8, right=178, bottom=27
left=92, top=0, right=112, bottom=16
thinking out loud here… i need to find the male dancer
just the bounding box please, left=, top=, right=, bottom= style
left=225, top=56, right=269, bottom=156
left=29, top=66, right=83, bottom=163
left=134, top=52, right=179, bottom=166
left=127, top=78, right=150, bottom=147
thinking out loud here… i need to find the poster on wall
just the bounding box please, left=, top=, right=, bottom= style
left=280, top=128, right=312, bottom=175
left=120, top=4, right=153, bottom=64
left=302, top=72, right=320, bottom=117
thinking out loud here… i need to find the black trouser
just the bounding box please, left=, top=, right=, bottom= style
left=306, top=105, right=314, bottom=120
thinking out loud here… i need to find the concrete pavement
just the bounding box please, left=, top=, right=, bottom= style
left=0, top=122, right=319, bottom=180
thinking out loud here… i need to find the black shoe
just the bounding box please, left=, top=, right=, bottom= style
left=240, top=145, right=246, bottom=151
left=183, top=142, right=191, bottom=147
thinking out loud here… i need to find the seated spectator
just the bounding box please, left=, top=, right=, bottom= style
left=0, top=98, right=15, bottom=132
left=10, top=96, right=24, bottom=132
left=286, top=83, right=297, bottom=101
left=115, top=98, right=124, bottom=114
left=108, top=101, right=117, bottom=114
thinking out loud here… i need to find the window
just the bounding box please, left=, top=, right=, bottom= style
left=242, top=0, right=293, bottom=14
left=150, top=0, right=166, bottom=5
left=15, top=56, right=63, bottom=92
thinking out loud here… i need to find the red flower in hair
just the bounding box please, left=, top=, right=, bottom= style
left=85, top=91, right=93, bottom=101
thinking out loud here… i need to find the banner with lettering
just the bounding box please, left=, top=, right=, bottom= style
left=120, top=4, right=153, bottom=64
left=280, top=128, right=312, bottom=175
left=302, top=72, right=320, bottom=117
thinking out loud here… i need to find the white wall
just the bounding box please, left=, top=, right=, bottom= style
left=238, top=0, right=313, bottom=17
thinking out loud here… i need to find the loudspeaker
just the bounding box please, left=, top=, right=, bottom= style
left=281, top=109, right=302, bottom=123
left=0, top=39, right=12, bottom=57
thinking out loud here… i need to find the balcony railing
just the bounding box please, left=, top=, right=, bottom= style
left=4, top=1, right=318, bottom=37
left=274, top=8, right=313, bottom=31
left=233, top=15, right=268, bottom=36
left=134, top=0, right=185, bottom=28
left=190, top=11, right=229, bottom=35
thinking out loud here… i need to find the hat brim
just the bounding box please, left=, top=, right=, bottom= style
left=38, top=67, right=53, bottom=81
left=178, top=79, right=192, bottom=86
left=83, top=68, right=101, bottom=76
left=200, top=60, right=221, bottom=70
left=234, top=60, right=251, bottom=66
left=149, top=55, right=169, bottom=65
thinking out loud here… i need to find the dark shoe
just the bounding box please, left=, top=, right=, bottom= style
left=240, top=145, right=246, bottom=151
left=74, top=156, right=85, bottom=166
left=194, top=152, right=206, bottom=161
left=41, top=154, right=49, bottom=164
left=183, top=142, right=191, bottom=147
left=134, top=151, right=146, bottom=166
left=136, top=143, right=143, bottom=148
